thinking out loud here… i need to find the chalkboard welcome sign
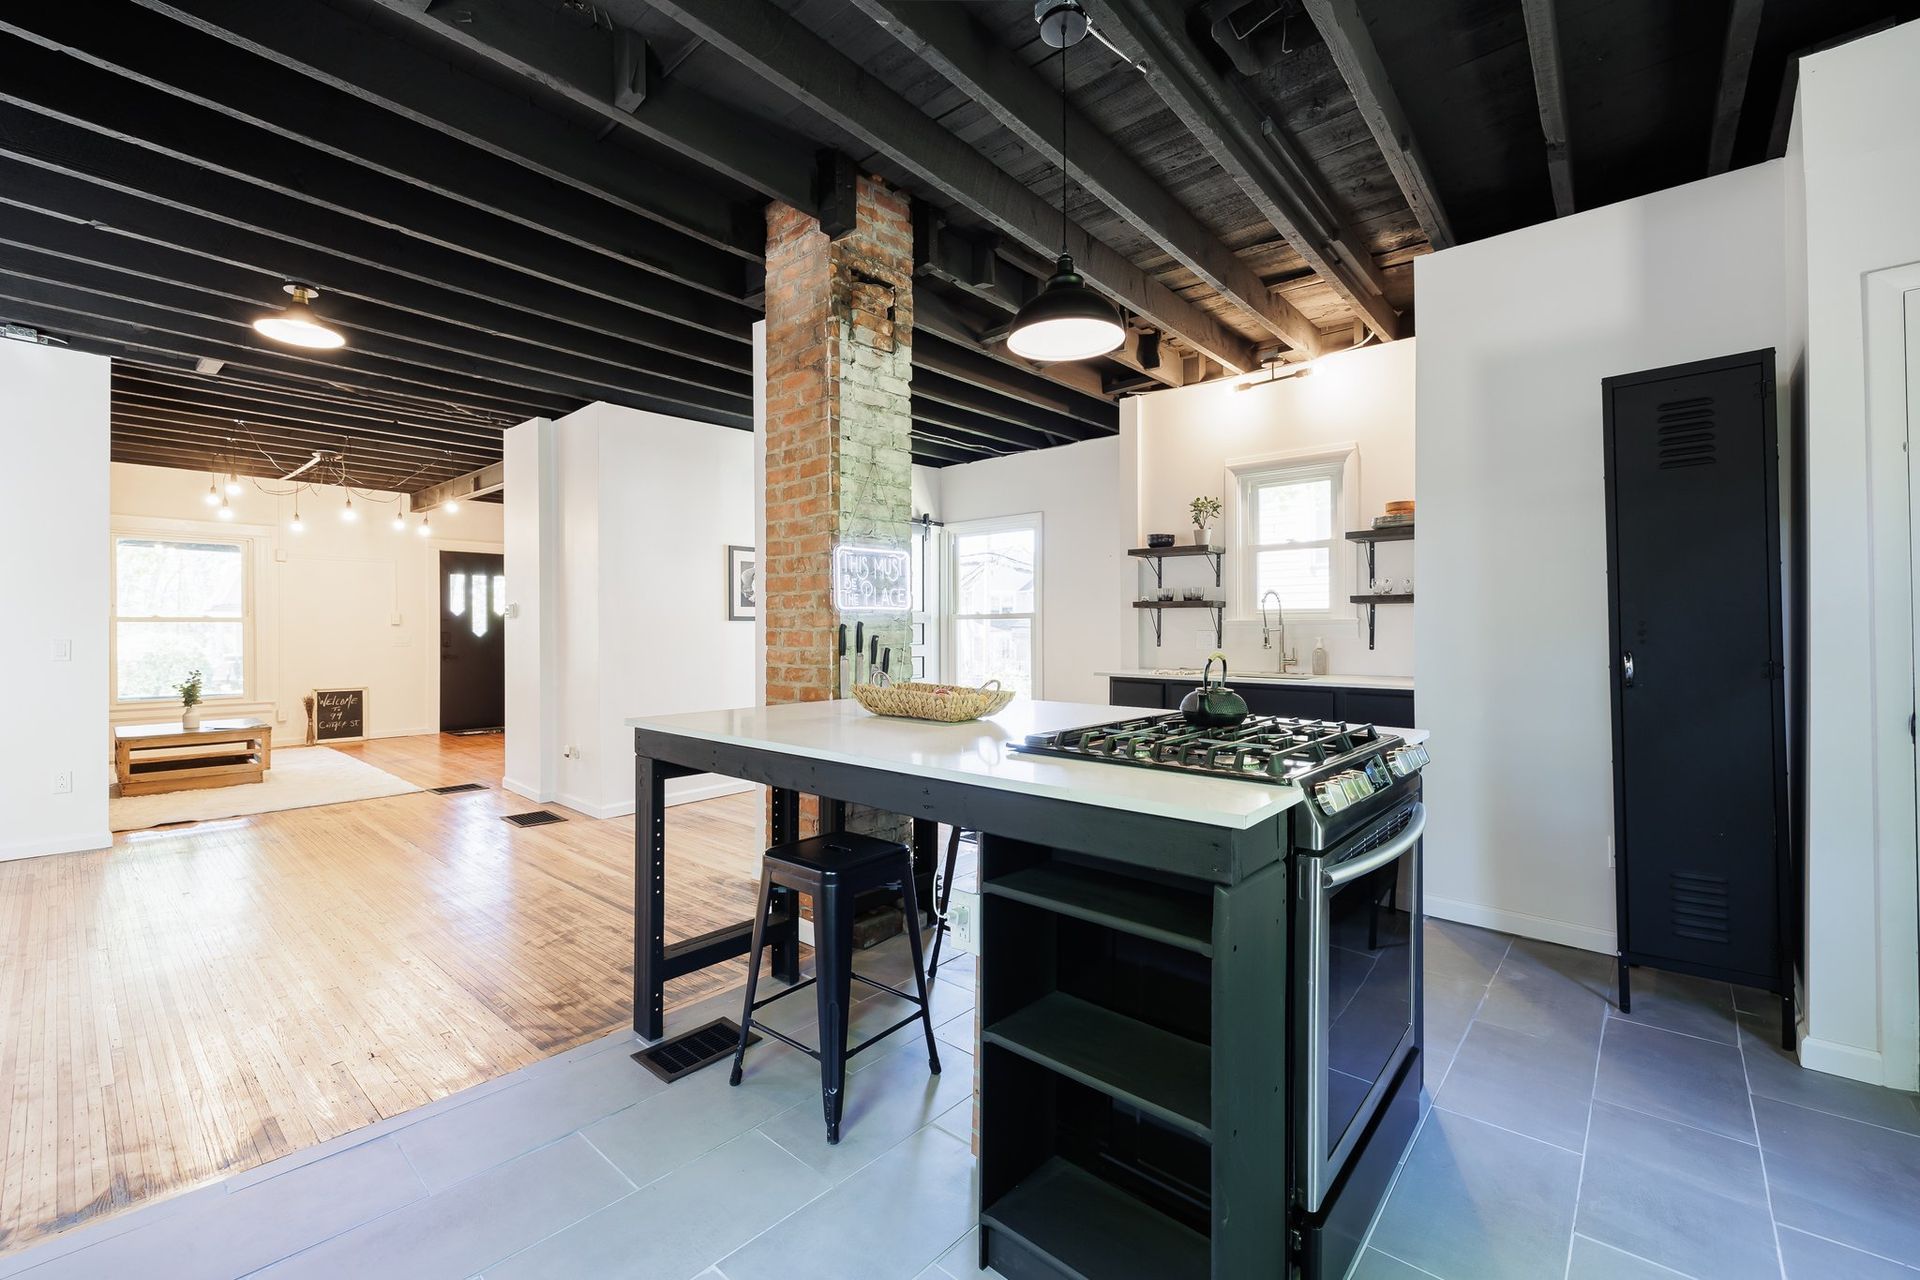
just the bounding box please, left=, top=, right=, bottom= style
left=313, top=687, right=367, bottom=743
left=833, top=544, right=911, bottom=613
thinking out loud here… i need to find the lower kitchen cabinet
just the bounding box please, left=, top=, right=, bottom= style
left=1110, top=678, right=1414, bottom=725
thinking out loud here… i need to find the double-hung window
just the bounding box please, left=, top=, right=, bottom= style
left=1232, top=452, right=1354, bottom=623
left=113, top=536, right=249, bottom=702
left=946, top=515, right=1041, bottom=698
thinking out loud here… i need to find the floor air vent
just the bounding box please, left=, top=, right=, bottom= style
left=503, top=809, right=566, bottom=828
left=428, top=782, right=488, bottom=795
left=631, top=1018, right=759, bottom=1083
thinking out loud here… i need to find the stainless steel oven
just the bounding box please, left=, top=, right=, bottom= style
left=1295, top=798, right=1424, bottom=1214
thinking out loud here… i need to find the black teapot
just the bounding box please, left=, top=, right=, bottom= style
left=1179, top=654, right=1249, bottom=728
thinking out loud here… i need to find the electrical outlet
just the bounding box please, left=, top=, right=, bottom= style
left=53, top=771, right=71, bottom=795
left=946, top=888, right=981, bottom=955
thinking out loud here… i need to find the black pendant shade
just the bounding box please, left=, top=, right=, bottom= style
left=1007, top=254, right=1125, bottom=361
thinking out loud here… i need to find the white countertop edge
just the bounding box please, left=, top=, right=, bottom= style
left=1098, top=669, right=1415, bottom=691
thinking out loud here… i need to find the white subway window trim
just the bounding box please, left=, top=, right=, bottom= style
left=943, top=513, right=1042, bottom=700
left=1227, top=447, right=1359, bottom=624
left=111, top=533, right=254, bottom=704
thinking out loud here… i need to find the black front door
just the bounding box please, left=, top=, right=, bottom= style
left=1604, top=352, right=1784, bottom=979
left=440, top=550, right=505, bottom=732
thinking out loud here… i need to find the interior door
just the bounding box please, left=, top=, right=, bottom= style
left=440, top=550, right=505, bottom=732
left=1605, top=352, right=1782, bottom=977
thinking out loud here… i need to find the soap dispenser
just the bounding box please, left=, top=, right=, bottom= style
left=1311, top=637, right=1328, bottom=676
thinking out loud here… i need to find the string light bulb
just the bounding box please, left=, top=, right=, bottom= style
left=289, top=500, right=305, bottom=534
left=204, top=476, right=221, bottom=507
left=443, top=500, right=460, bottom=515
left=417, top=515, right=431, bottom=537
left=225, top=470, right=242, bottom=496
left=391, top=511, right=406, bottom=532
left=341, top=494, right=357, bottom=522
left=217, top=495, right=235, bottom=521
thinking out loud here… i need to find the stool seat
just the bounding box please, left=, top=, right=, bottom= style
left=730, top=830, right=941, bottom=1144
left=767, top=831, right=909, bottom=875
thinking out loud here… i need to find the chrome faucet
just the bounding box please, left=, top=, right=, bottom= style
left=1260, top=590, right=1297, bottom=672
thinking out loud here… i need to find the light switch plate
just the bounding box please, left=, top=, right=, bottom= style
left=49, top=638, right=71, bottom=662
left=946, top=888, right=980, bottom=956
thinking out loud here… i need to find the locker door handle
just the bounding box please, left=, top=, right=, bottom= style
left=1621, top=652, right=1635, bottom=687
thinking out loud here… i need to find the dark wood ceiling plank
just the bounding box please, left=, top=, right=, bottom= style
left=134, top=0, right=758, bottom=261
left=1707, top=0, right=1766, bottom=175
left=0, top=208, right=753, bottom=407
left=112, top=379, right=510, bottom=447
left=361, top=0, right=820, bottom=214
left=110, top=438, right=452, bottom=490
left=908, top=434, right=996, bottom=466
left=913, top=331, right=1116, bottom=427
left=912, top=368, right=1110, bottom=439
left=640, top=0, right=1259, bottom=374
left=0, top=261, right=750, bottom=424
left=1519, top=0, right=1576, bottom=216
left=0, top=36, right=759, bottom=340
left=1298, top=0, right=1457, bottom=250
left=7, top=2, right=750, bottom=300
left=0, top=133, right=750, bottom=373
left=1086, top=0, right=1402, bottom=340
left=112, top=414, right=495, bottom=475
left=114, top=365, right=522, bottom=434
left=853, top=0, right=1322, bottom=356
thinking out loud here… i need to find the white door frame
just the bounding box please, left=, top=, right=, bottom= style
left=1861, top=263, right=1920, bottom=1090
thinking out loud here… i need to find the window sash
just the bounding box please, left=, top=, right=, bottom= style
left=112, top=533, right=254, bottom=705
left=1233, top=461, right=1349, bottom=620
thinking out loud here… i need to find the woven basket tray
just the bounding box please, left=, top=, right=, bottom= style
left=851, top=675, right=1013, bottom=723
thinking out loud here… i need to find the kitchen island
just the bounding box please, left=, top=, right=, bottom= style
left=629, top=700, right=1429, bottom=1280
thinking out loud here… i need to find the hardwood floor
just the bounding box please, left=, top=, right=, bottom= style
left=0, top=732, right=765, bottom=1256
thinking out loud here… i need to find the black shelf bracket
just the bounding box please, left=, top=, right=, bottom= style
left=1137, top=548, right=1222, bottom=589
left=1138, top=602, right=1224, bottom=649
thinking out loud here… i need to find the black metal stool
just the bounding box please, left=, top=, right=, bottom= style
left=924, top=825, right=968, bottom=986
left=729, top=831, right=942, bottom=1143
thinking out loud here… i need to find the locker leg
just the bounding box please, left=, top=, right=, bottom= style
left=1617, top=958, right=1631, bottom=1013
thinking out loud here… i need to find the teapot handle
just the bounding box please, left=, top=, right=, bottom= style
left=1204, top=653, right=1227, bottom=686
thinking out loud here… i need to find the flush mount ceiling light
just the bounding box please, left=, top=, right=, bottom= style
left=253, top=283, right=345, bottom=350
left=1007, top=1, right=1124, bottom=363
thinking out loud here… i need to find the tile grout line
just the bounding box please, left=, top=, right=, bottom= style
left=1370, top=1244, right=1448, bottom=1278
left=1732, top=1000, right=1789, bottom=1280
left=1429, top=1102, right=1586, bottom=1157
left=1603, top=1005, right=1743, bottom=1047
left=1570, top=1232, right=1697, bottom=1278
left=1779, top=1225, right=1920, bottom=1274
left=1560, top=1012, right=1609, bottom=1280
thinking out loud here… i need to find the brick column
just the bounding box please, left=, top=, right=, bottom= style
left=763, top=174, right=915, bottom=840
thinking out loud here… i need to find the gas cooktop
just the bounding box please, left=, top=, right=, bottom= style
left=1015, top=714, right=1410, bottom=787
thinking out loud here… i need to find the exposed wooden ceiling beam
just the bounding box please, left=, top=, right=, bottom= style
left=1297, top=0, right=1456, bottom=251
left=1086, top=0, right=1401, bottom=341
left=112, top=413, right=494, bottom=474
left=0, top=204, right=751, bottom=406
left=408, top=462, right=506, bottom=514
left=112, top=381, right=509, bottom=449
left=909, top=394, right=1085, bottom=447
left=110, top=435, right=456, bottom=485
left=855, top=0, right=1322, bottom=357
left=0, top=131, right=750, bottom=373
left=913, top=332, right=1115, bottom=427
left=115, top=365, right=523, bottom=435
left=909, top=433, right=1001, bottom=466
left=0, top=32, right=757, bottom=332
left=639, top=0, right=1259, bottom=374
left=1708, top=0, right=1767, bottom=175
left=132, top=0, right=759, bottom=262
left=113, top=397, right=502, bottom=459
left=913, top=369, right=1110, bottom=440
left=912, top=287, right=1118, bottom=402
left=1519, top=0, right=1576, bottom=217
left=362, top=0, right=821, bottom=215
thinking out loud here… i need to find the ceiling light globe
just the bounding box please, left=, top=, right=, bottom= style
left=1007, top=256, right=1125, bottom=362
left=254, top=284, right=346, bottom=350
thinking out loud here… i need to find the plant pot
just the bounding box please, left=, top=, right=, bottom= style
left=181, top=705, right=202, bottom=730
left=1191, top=527, right=1211, bottom=546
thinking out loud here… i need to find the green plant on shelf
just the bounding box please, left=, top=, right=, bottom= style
left=1189, top=495, right=1222, bottom=531
left=174, top=669, right=204, bottom=709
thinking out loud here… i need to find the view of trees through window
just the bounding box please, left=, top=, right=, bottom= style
left=115, top=537, right=246, bottom=700
left=952, top=523, right=1037, bottom=697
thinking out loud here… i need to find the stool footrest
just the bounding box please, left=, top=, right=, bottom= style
left=744, top=1021, right=821, bottom=1062
left=748, top=976, right=818, bottom=1013
left=851, top=972, right=927, bottom=1005
left=847, top=1011, right=936, bottom=1059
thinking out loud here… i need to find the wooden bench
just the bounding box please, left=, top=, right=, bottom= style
left=114, top=719, right=273, bottom=797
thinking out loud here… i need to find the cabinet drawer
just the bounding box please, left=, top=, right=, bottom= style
left=1240, top=684, right=1339, bottom=719
left=1108, top=678, right=1169, bottom=710
left=1341, top=689, right=1415, bottom=727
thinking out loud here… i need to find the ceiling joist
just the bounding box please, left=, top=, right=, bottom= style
left=1519, top=0, right=1576, bottom=217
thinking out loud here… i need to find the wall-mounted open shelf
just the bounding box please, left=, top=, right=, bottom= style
left=1129, top=544, right=1222, bottom=588
left=1134, top=599, right=1224, bottom=648
left=1346, top=524, right=1415, bottom=650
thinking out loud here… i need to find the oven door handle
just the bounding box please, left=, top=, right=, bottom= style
left=1321, top=803, right=1426, bottom=889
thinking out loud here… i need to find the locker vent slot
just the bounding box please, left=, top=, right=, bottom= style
left=1656, top=397, right=1717, bottom=469
left=1670, top=871, right=1730, bottom=944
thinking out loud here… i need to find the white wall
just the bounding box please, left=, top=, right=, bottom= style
left=1793, top=19, right=1920, bottom=1088
left=1414, top=161, right=1794, bottom=954
left=110, top=462, right=503, bottom=742
left=2, top=344, right=110, bottom=862
left=503, top=418, right=556, bottom=801
left=504, top=402, right=757, bottom=816
left=931, top=437, right=1128, bottom=705
left=1129, top=339, right=1417, bottom=678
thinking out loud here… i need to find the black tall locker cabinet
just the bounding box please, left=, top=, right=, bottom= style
left=1602, top=349, right=1794, bottom=1047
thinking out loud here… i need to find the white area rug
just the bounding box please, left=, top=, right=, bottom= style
left=111, top=746, right=422, bottom=832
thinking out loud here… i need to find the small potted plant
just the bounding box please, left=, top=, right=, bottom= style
left=1190, top=495, right=1222, bottom=546
left=175, top=668, right=205, bottom=730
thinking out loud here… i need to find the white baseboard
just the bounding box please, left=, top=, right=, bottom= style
left=1425, top=895, right=1616, bottom=955
left=500, top=776, right=552, bottom=804
left=0, top=829, right=112, bottom=863
left=555, top=791, right=627, bottom=821
left=553, top=775, right=757, bottom=821
left=1796, top=1035, right=1903, bottom=1088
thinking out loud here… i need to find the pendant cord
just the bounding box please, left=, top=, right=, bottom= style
left=1059, top=36, right=1068, bottom=256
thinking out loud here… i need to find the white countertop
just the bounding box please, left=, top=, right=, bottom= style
left=1100, top=669, right=1415, bottom=691
left=629, top=699, right=1310, bottom=830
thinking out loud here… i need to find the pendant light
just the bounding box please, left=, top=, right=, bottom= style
left=289, top=495, right=305, bottom=534
left=1007, top=2, right=1124, bottom=363
left=340, top=494, right=357, bottom=522
left=253, top=283, right=346, bottom=350
left=416, top=514, right=432, bottom=537
left=204, top=474, right=221, bottom=507
left=391, top=511, right=407, bottom=533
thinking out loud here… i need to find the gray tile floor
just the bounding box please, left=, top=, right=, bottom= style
left=3, top=906, right=1916, bottom=1280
